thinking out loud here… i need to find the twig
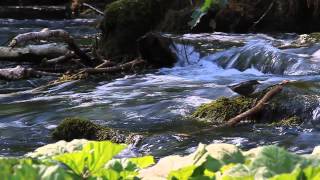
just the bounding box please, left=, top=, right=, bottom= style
left=45, top=51, right=75, bottom=64
left=249, top=0, right=275, bottom=30
left=95, top=60, right=115, bottom=69
left=8, top=28, right=93, bottom=66
left=226, top=85, right=283, bottom=127
left=82, top=3, right=104, bottom=15
left=83, top=59, right=145, bottom=74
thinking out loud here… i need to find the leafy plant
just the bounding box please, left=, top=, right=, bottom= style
left=0, top=141, right=155, bottom=180
left=189, top=0, right=229, bottom=29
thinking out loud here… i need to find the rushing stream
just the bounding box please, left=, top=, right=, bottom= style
left=1, top=18, right=320, bottom=158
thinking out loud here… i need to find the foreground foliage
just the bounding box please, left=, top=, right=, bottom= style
left=0, top=140, right=154, bottom=180
left=1, top=140, right=320, bottom=179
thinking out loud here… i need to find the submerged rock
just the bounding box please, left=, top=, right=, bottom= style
left=52, top=117, right=142, bottom=144
left=137, top=32, right=177, bottom=68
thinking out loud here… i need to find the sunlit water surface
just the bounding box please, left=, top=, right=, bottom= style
left=1, top=19, right=320, bottom=157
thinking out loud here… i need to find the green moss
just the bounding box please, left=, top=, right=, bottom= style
left=192, top=96, right=255, bottom=124
left=272, top=116, right=302, bottom=126
left=52, top=117, right=99, bottom=141
left=52, top=117, right=139, bottom=144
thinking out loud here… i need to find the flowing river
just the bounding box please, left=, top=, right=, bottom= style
left=1, top=18, right=320, bottom=158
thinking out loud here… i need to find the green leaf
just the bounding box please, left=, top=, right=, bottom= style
left=83, top=141, right=127, bottom=174
left=203, top=156, right=222, bottom=172
left=249, top=146, right=302, bottom=178
left=54, top=151, right=85, bottom=175
left=269, top=167, right=303, bottom=180
left=189, top=0, right=229, bottom=28
left=303, top=166, right=320, bottom=179
left=91, top=169, right=121, bottom=180
left=221, top=164, right=253, bottom=180
left=168, top=165, right=197, bottom=180
left=127, top=156, right=155, bottom=169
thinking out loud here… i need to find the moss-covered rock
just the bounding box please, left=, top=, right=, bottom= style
left=192, top=81, right=320, bottom=126
left=52, top=117, right=142, bottom=144
left=100, top=0, right=191, bottom=58
left=272, top=116, right=302, bottom=127
left=192, top=96, right=255, bottom=124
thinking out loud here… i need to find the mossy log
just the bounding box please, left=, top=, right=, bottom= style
left=52, top=117, right=143, bottom=145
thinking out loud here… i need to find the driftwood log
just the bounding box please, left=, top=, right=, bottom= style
left=9, top=28, right=93, bottom=66
left=0, top=66, right=61, bottom=80
left=0, top=44, right=68, bottom=62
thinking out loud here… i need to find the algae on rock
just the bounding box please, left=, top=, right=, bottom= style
left=52, top=117, right=142, bottom=144
left=192, top=82, right=320, bottom=126
left=192, top=96, right=255, bottom=124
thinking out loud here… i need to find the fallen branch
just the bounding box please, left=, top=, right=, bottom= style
left=0, top=44, right=68, bottom=62
left=9, top=28, right=93, bottom=66
left=82, top=59, right=145, bottom=74
left=82, top=3, right=104, bottom=15
left=0, top=66, right=61, bottom=80
left=45, top=51, right=75, bottom=64
left=226, top=85, right=283, bottom=127
left=94, top=60, right=115, bottom=69
left=249, top=0, right=275, bottom=31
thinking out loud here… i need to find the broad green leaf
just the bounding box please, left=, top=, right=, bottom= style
left=249, top=146, right=302, bottom=177
left=269, top=167, right=303, bottom=180
left=168, top=165, right=197, bottom=180
left=38, top=165, right=79, bottom=180
left=303, top=166, right=320, bottom=179
left=54, top=151, right=85, bottom=175
left=83, top=141, right=127, bottom=174
left=92, top=169, right=121, bottom=180
left=221, top=164, right=253, bottom=180
left=127, top=156, right=155, bottom=169
left=203, top=156, right=222, bottom=172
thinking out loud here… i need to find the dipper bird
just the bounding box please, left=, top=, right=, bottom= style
left=228, top=80, right=261, bottom=97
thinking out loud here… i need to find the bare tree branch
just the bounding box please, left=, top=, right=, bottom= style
left=9, top=28, right=94, bottom=66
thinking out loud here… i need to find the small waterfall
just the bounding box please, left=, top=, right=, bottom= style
left=172, top=33, right=320, bottom=76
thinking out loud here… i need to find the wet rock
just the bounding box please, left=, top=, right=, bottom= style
left=192, top=81, right=320, bottom=126
left=137, top=33, right=177, bottom=68
left=100, top=0, right=191, bottom=58
left=52, top=117, right=142, bottom=144
left=192, top=96, right=255, bottom=124
left=157, top=8, right=193, bottom=33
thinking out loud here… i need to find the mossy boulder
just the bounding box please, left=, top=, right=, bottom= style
left=192, top=81, right=320, bottom=126
left=52, top=117, right=142, bottom=144
left=192, top=96, right=255, bottom=124
left=100, top=0, right=191, bottom=58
